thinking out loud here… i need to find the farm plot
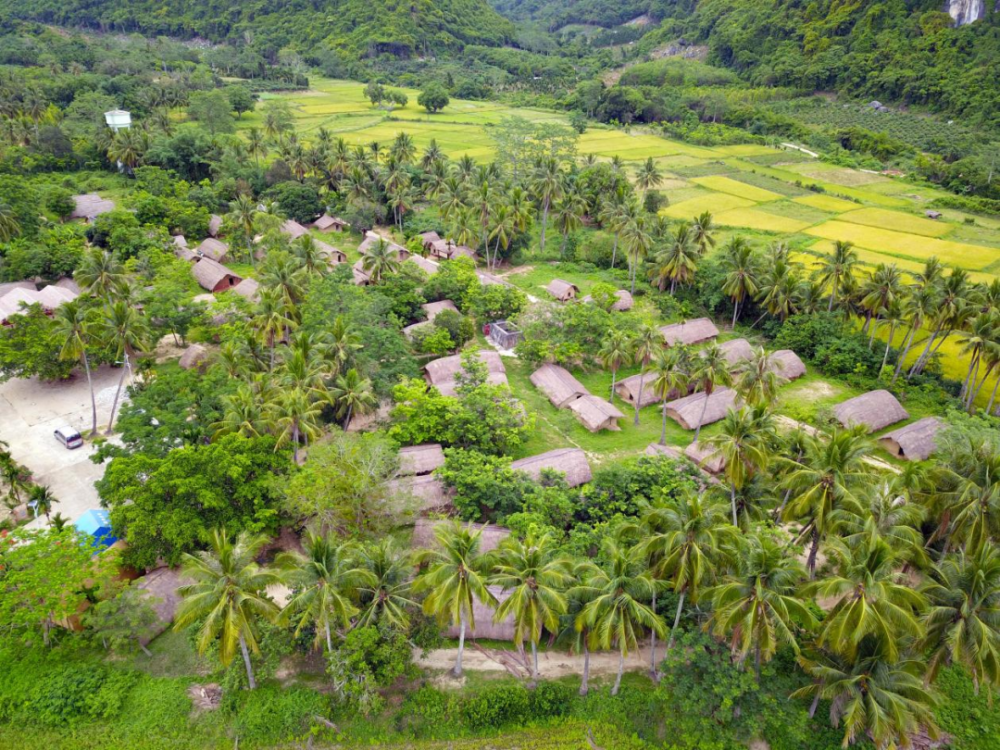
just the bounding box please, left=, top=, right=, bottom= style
left=713, top=208, right=812, bottom=233
left=806, top=240, right=928, bottom=276
left=792, top=194, right=859, bottom=213
left=661, top=193, right=756, bottom=220
left=781, top=162, right=891, bottom=187
left=838, top=208, right=954, bottom=238
left=690, top=176, right=783, bottom=202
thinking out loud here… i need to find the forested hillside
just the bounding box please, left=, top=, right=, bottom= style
left=0, top=0, right=514, bottom=59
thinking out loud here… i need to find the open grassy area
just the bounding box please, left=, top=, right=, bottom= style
left=838, top=207, right=954, bottom=238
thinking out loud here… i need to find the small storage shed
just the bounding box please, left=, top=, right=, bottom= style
left=660, top=318, right=720, bottom=347
left=74, top=509, right=117, bottom=551
left=313, top=215, right=350, bottom=232
left=425, top=350, right=506, bottom=387
left=358, top=232, right=410, bottom=260
left=877, top=417, right=944, bottom=461
left=645, top=443, right=684, bottom=461
left=314, top=240, right=347, bottom=265
left=488, top=320, right=522, bottom=350
left=511, top=448, right=592, bottom=488
left=71, top=193, right=115, bottom=221
left=833, top=390, right=909, bottom=433
left=768, top=350, right=806, bottom=381
left=411, top=519, right=510, bottom=555
left=582, top=289, right=633, bottom=311
left=719, top=338, right=754, bottom=368
left=615, top=373, right=662, bottom=408
left=665, top=388, right=738, bottom=430
left=193, top=258, right=242, bottom=292
left=568, top=395, right=624, bottom=432
left=398, top=444, right=446, bottom=476
left=232, top=278, right=260, bottom=303
left=546, top=279, right=579, bottom=302
left=408, top=255, right=440, bottom=276
left=389, top=475, right=451, bottom=514
left=422, top=300, right=459, bottom=322
left=530, top=364, right=589, bottom=408
left=418, top=231, right=442, bottom=249
left=208, top=214, right=223, bottom=237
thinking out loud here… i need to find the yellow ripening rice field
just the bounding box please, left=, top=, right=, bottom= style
left=806, top=240, right=928, bottom=276
left=792, top=194, right=860, bottom=213
left=661, top=193, right=756, bottom=219
left=838, top=208, right=954, bottom=238
left=804, top=222, right=999, bottom=271
left=714, top=208, right=813, bottom=233
left=691, top=176, right=783, bottom=203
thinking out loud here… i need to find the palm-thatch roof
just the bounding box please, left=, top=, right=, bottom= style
left=173, top=235, right=188, bottom=248
left=178, top=344, right=210, bottom=371
left=529, top=364, right=589, bottom=409
left=35, top=285, right=77, bottom=308
left=70, top=193, right=115, bottom=220
left=358, top=232, right=409, bottom=260
left=192, top=258, right=242, bottom=291
left=768, top=350, right=806, bottom=381
left=476, top=270, right=505, bottom=286
left=197, top=238, right=228, bottom=262
left=351, top=261, right=371, bottom=286
left=136, top=567, right=194, bottom=639
left=314, top=240, right=346, bottom=264
left=684, top=441, right=726, bottom=474
left=403, top=321, right=431, bottom=340
left=511, top=448, right=592, bottom=488
left=877, top=417, right=944, bottom=461
left=425, top=350, right=506, bottom=386
left=665, top=388, right=738, bottom=430
left=422, top=300, right=459, bottom=322
left=408, top=255, right=440, bottom=276
left=0, top=280, right=34, bottom=297
left=546, top=279, right=579, bottom=302
left=398, top=444, right=446, bottom=476
left=0, top=284, right=77, bottom=322
left=615, top=373, right=662, bottom=407
left=411, top=519, right=510, bottom=553
left=435, top=373, right=509, bottom=397
left=232, top=278, right=260, bottom=302
left=389, top=475, right=451, bottom=513
left=280, top=219, right=309, bottom=239
left=719, top=338, right=754, bottom=368
left=582, top=289, right=633, bottom=311
left=313, top=215, right=349, bottom=231
left=447, top=585, right=515, bottom=641
left=833, top=390, right=909, bottom=433
left=645, top=443, right=684, bottom=461
left=568, top=395, right=624, bottom=432
left=208, top=214, right=223, bottom=237
left=660, top=318, right=720, bottom=347
left=419, top=230, right=441, bottom=245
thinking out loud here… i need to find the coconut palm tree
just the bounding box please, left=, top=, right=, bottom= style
left=255, top=288, right=297, bottom=371
left=264, top=388, right=324, bottom=464
left=247, top=127, right=267, bottom=169
left=174, top=529, right=280, bottom=690
left=260, top=253, right=309, bottom=308
left=214, top=382, right=268, bottom=439
left=355, top=538, right=415, bottom=631
left=756, top=251, right=802, bottom=322
left=361, top=239, right=401, bottom=284
left=414, top=522, right=498, bottom=677
left=629, top=324, right=662, bottom=426
left=76, top=248, right=126, bottom=299
left=649, top=222, right=698, bottom=295
left=598, top=191, right=627, bottom=269
left=690, top=343, right=732, bottom=443
left=707, top=533, right=815, bottom=680
left=491, top=532, right=572, bottom=681
left=650, top=347, right=690, bottom=446
left=831, top=481, right=929, bottom=568
left=50, top=300, right=98, bottom=436
left=533, top=157, right=564, bottom=254
left=228, top=193, right=260, bottom=262
left=892, top=285, right=938, bottom=383
left=99, top=301, right=150, bottom=435
left=735, top=346, right=781, bottom=408
left=0, top=451, right=30, bottom=511
left=816, top=240, right=858, bottom=312
left=860, top=263, right=904, bottom=345
left=620, top=200, right=651, bottom=294
left=691, top=211, right=716, bottom=256
left=908, top=268, right=972, bottom=378
left=706, top=406, right=775, bottom=526
left=599, top=329, right=632, bottom=404
left=330, top=368, right=376, bottom=429
left=276, top=531, right=371, bottom=653
left=574, top=538, right=665, bottom=695
left=635, top=157, right=663, bottom=201
left=29, top=484, right=58, bottom=523
left=945, top=443, right=1000, bottom=555
left=0, top=202, right=21, bottom=241
left=554, top=190, right=587, bottom=258
left=720, top=236, right=759, bottom=327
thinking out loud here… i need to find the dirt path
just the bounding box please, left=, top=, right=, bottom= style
left=415, top=644, right=656, bottom=678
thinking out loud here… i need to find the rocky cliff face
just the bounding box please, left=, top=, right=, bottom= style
left=948, top=0, right=986, bottom=25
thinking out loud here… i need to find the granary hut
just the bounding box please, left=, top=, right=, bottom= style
left=719, top=338, right=754, bottom=368
left=546, top=279, right=579, bottom=302
left=530, top=364, right=589, bottom=409
left=232, top=278, right=260, bottom=302
left=833, top=390, right=909, bottom=433
left=569, top=395, right=624, bottom=432
left=398, top=444, right=446, bottom=476
left=208, top=214, right=223, bottom=237
left=280, top=219, right=309, bottom=240
left=70, top=193, right=115, bottom=221
left=193, top=258, right=242, bottom=293
left=136, top=567, right=193, bottom=641
left=389, top=474, right=451, bottom=514
left=411, top=519, right=510, bottom=554
left=315, top=240, right=347, bottom=265
left=408, top=255, right=440, bottom=276
left=768, top=350, right=806, bottom=381
left=615, top=373, right=661, bottom=408
left=582, top=289, right=633, bottom=311
left=511, top=448, right=592, bottom=488
left=178, top=344, right=210, bottom=371
left=313, top=215, right=349, bottom=232
left=197, top=238, right=228, bottom=262
left=422, top=300, right=459, bottom=322
left=424, top=350, right=508, bottom=396
left=660, top=318, right=719, bottom=347
left=684, top=441, right=726, bottom=475
left=665, top=388, right=738, bottom=431
left=878, top=417, right=944, bottom=461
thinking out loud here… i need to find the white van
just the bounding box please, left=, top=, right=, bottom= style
left=54, top=426, right=83, bottom=449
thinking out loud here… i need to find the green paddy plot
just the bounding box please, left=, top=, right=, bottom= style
left=690, top=175, right=783, bottom=202
left=714, top=208, right=812, bottom=233
left=792, top=194, right=859, bottom=213
left=782, top=162, right=891, bottom=188
left=839, top=208, right=954, bottom=238
left=661, top=193, right=756, bottom=219
left=712, top=143, right=780, bottom=157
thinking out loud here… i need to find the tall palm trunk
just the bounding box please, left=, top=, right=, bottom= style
left=633, top=370, right=646, bottom=426
left=292, top=422, right=300, bottom=464
left=649, top=589, right=658, bottom=678
left=827, top=280, right=837, bottom=312
left=531, top=641, right=539, bottom=682
left=909, top=321, right=943, bottom=377
left=693, top=389, right=711, bottom=443
left=730, top=484, right=738, bottom=527
left=807, top=527, right=821, bottom=579
left=105, top=356, right=130, bottom=436
left=892, top=322, right=919, bottom=383
left=539, top=199, right=550, bottom=253
left=880, top=320, right=897, bottom=372
left=609, top=368, right=618, bottom=403
left=666, top=591, right=686, bottom=652
left=325, top=622, right=333, bottom=654
left=81, top=351, right=97, bottom=436
left=454, top=613, right=466, bottom=677
left=239, top=633, right=257, bottom=689
left=579, top=638, right=590, bottom=696
left=611, top=233, right=618, bottom=269
left=612, top=650, right=625, bottom=696
left=659, top=399, right=669, bottom=446
left=731, top=299, right=739, bottom=328
left=961, top=352, right=980, bottom=400
left=987, top=374, right=1000, bottom=415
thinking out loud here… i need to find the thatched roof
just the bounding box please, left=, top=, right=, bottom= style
left=175, top=245, right=198, bottom=262
left=476, top=270, right=505, bottom=286
left=0, top=280, right=34, bottom=297
left=511, top=448, right=592, bottom=488
left=313, top=215, right=349, bottom=231
left=232, top=278, right=260, bottom=302
left=197, top=238, right=228, bottom=262
left=419, top=231, right=441, bottom=247
left=569, top=394, right=624, bottom=432
left=719, top=338, right=754, bottom=368
left=398, top=444, right=446, bottom=476
left=280, top=220, right=309, bottom=239
left=582, top=289, right=633, bottom=311
left=314, top=240, right=346, bottom=264
left=615, top=373, right=661, bottom=407
left=54, top=277, right=81, bottom=294
left=411, top=519, right=509, bottom=553
left=833, top=390, right=909, bottom=433
left=447, top=585, right=515, bottom=641
left=768, top=349, right=806, bottom=381
left=878, top=417, right=944, bottom=461
left=192, top=258, right=241, bottom=291
left=173, top=235, right=188, bottom=248
left=665, top=388, right=738, bottom=430
left=0, top=284, right=77, bottom=322
left=684, top=441, right=726, bottom=474
left=178, top=344, right=210, bottom=371
left=351, top=261, right=371, bottom=286
left=136, top=567, right=193, bottom=639
left=425, top=350, right=506, bottom=386
left=422, top=300, right=459, bottom=322
left=358, top=232, right=409, bottom=260
left=35, top=285, right=77, bottom=308
left=71, top=193, right=114, bottom=220
left=435, top=373, right=509, bottom=397
left=408, top=255, right=440, bottom=276
left=660, top=318, right=720, bottom=347
left=389, top=475, right=451, bottom=513
left=403, top=321, right=431, bottom=340
left=530, top=364, right=589, bottom=409
left=546, top=279, right=579, bottom=301
left=208, top=214, right=222, bottom=237
left=645, top=443, right=684, bottom=461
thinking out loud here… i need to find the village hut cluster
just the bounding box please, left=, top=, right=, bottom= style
left=529, top=363, right=624, bottom=431
left=0, top=278, right=79, bottom=325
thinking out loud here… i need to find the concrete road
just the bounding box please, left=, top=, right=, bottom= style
left=0, top=365, right=129, bottom=527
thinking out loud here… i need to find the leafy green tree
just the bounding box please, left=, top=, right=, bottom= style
left=225, top=85, right=255, bottom=119
left=355, top=538, right=415, bottom=631
left=187, top=89, right=236, bottom=134
left=98, top=300, right=151, bottom=435
left=84, top=583, right=161, bottom=656
left=0, top=305, right=75, bottom=383
left=418, top=82, right=450, bottom=113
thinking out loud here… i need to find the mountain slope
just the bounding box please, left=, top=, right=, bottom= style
left=0, top=0, right=515, bottom=59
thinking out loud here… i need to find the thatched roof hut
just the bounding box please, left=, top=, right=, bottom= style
left=280, top=220, right=309, bottom=239
left=447, top=585, right=515, bottom=641
left=768, top=350, right=806, bottom=381
left=208, top=214, right=223, bottom=237
left=173, top=235, right=188, bottom=248
left=511, top=448, right=592, bottom=488
left=398, top=444, right=446, bottom=476
left=178, top=344, right=210, bottom=371
left=833, top=390, right=909, bottom=433
left=136, top=567, right=193, bottom=640
left=435, top=372, right=509, bottom=397
left=615, top=373, right=662, bottom=407
left=232, top=278, right=260, bottom=302
left=569, top=395, right=624, bottom=432
left=529, top=364, right=589, bottom=409
left=192, top=258, right=241, bottom=292
left=422, top=300, right=459, bottom=322
left=425, top=350, right=506, bottom=386
left=546, top=279, right=579, bottom=302
left=402, top=321, right=431, bottom=340
left=684, top=441, right=726, bottom=474
left=35, top=285, right=77, bottom=309
left=351, top=261, right=371, bottom=286
left=476, top=270, right=505, bottom=286
left=358, top=232, right=410, bottom=260
left=313, top=215, right=349, bottom=232
left=719, top=338, right=754, bottom=368
left=54, top=277, right=80, bottom=294
left=0, top=280, right=34, bottom=297
left=70, top=193, right=114, bottom=221
left=411, top=519, right=510, bottom=554
left=877, top=417, right=944, bottom=461
left=389, top=475, right=451, bottom=514
left=645, top=443, right=684, bottom=461
left=408, top=255, right=440, bottom=276
left=418, top=231, right=441, bottom=249
left=582, top=289, right=633, bottom=311
left=660, top=318, right=719, bottom=347
left=665, top=388, right=738, bottom=430
left=197, top=238, right=228, bottom=262
left=314, top=240, right=347, bottom=264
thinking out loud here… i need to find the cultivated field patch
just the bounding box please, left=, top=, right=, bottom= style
left=691, top=175, right=783, bottom=202
left=782, top=162, right=891, bottom=187
left=792, top=194, right=859, bottom=213
left=661, top=193, right=757, bottom=219
left=839, top=208, right=954, bottom=238
left=713, top=208, right=812, bottom=233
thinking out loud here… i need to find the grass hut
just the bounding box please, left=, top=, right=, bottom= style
left=582, top=289, right=633, bottom=311
left=877, top=417, right=944, bottom=461
left=511, top=448, right=592, bottom=488
left=192, top=258, right=242, bottom=292
left=569, top=395, right=624, bottom=432
left=684, top=441, right=726, bottom=474
left=280, top=220, right=309, bottom=239
left=447, top=585, right=515, bottom=641
left=411, top=519, right=510, bottom=554
left=615, top=373, right=661, bottom=407
left=197, top=238, right=228, bottom=262
left=178, top=344, right=210, bottom=371
left=665, top=388, right=738, bottom=430
left=833, top=390, right=909, bottom=433
left=70, top=193, right=115, bottom=221
left=403, top=321, right=431, bottom=340
left=389, top=475, right=451, bottom=514
left=418, top=231, right=441, bottom=249
left=408, top=255, right=440, bottom=276
left=232, top=278, right=260, bottom=303
left=768, top=350, right=806, bottom=381
left=313, top=215, right=349, bottom=232
left=136, top=567, right=193, bottom=641
left=351, top=261, right=371, bottom=286
left=358, top=232, right=410, bottom=260
left=425, top=350, right=507, bottom=388
left=546, top=279, right=579, bottom=302
left=173, top=235, right=188, bottom=248
left=315, top=240, right=347, bottom=264
left=645, top=443, right=684, bottom=461
left=529, top=364, right=589, bottom=408
left=208, top=214, right=223, bottom=237
left=719, top=338, right=754, bottom=368
left=660, top=318, right=720, bottom=347
left=398, top=444, right=446, bottom=476
left=422, top=300, right=459, bottom=322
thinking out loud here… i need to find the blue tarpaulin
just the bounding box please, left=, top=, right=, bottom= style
left=74, top=509, right=117, bottom=551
